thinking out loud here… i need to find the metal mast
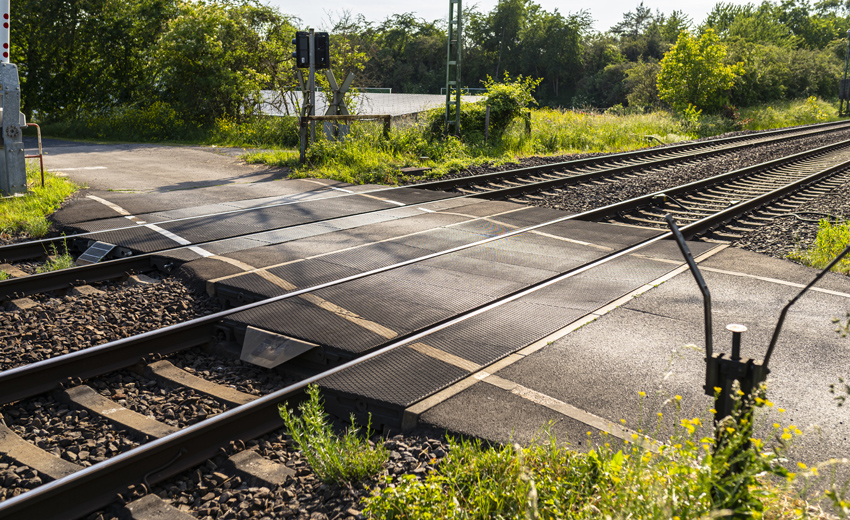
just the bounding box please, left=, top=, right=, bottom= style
left=841, top=29, right=850, bottom=117
left=444, top=0, right=462, bottom=135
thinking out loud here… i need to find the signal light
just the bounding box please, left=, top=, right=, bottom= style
left=291, top=31, right=331, bottom=69
left=292, top=31, right=309, bottom=68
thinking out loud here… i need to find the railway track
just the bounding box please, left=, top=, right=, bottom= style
left=2, top=121, right=850, bottom=304
left=2, top=125, right=850, bottom=518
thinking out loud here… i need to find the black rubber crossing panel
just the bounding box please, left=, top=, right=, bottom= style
left=320, top=242, right=434, bottom=272
left=485, top=206, right=567, bottom=227
left=440, top=200, right=526, bottom=217
left=224, top=234, right=374, bottom=266
left=229, top=297, right=390, bottom=354
left=199, top=238, right=271, bottom=256
left=420, top=301, right=590, bottom=367
left=390, top=263, right=524, bottom=298
left=538, top=220, right=659, bottom=249
left=450, top=219, right=521, bottom=237
left=75, top=218, right=142, bottom=232
left=374, top=187, right=455, bottom=205
left=214, top=255, right=372, bottom=300
left=341, top=213, right=469, bottom=243
left=396, top=228, right=498, bottom=252
left=317, top=270, right=493, bottom=317
left=303, top=286, right=453, bottom=334
left=456, top=240, right=600, bottom=273
left=319, top=251, right=692, bottom=417
left=85, top=226, right=185, bottom=253
left=266, top=260, right=363, bottom=291
left=321, top=348, right=469, bottom=408
left=420, top=254, right=559, bottom=285
left=216, top=272, right=284, bottom=301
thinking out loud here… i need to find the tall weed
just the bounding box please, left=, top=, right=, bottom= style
left=363, top=390, right=836, bottom=519
left=278, top=385, right=387, bottom=484
left=787, top=219, right=850, bottom=274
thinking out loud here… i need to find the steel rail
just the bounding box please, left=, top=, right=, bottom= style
left=575, top=138, right=850, bottom=223
left=3, top=140, right=850, bottom=519
left=0, top=192, right=475, bottom=300
left=5, top=137, right=850, bottom=404
left=413, top=119, right=850, bottom=192
left=2, top=119, right=848, bottom=265
left=459, top=127, right=850, bottom=200
left=0, top=217, right=682, bottom=520
left=7, top=129, right=850, bottom=302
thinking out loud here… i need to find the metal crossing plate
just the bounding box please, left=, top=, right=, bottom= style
left=75, top=241, right=116, bottom=266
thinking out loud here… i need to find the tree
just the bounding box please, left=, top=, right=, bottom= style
left=657, top=29, right=744, bottom=112
left=151, top=1, right=293, bottom=125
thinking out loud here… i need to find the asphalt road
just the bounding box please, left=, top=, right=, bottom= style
left=25, top=137, right=286, bottom=192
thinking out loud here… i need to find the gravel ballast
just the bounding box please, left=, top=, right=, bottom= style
left=2, top=125, right=849, bottom=517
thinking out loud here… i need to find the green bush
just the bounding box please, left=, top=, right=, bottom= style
left=278, top=385, right=388, bottom=484
left=42, top=102, right=203, bottom=142
left=426, top=74, right=542, bottom=141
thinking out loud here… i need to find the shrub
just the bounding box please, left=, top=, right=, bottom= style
left=426, top=73, right=542, bottom=141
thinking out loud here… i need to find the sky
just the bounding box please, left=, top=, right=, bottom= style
left=272, top=0, right=753, bottom=34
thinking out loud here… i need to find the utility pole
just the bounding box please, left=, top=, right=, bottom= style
left=841, top=29, right=850, bottom=117
left=444, top=0, right=462, bottom=135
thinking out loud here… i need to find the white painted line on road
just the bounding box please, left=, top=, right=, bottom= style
left=418, top=208, right=435, bottom=213
left=143, top=223, right=214, bottom=257
left=382, top=199, right=406, bottom=206
left=187, top=246, right=215, bottom=258
left=701, top=266, right=850, bottom=299
left=401, top=243, right=730, bottom=432
left=144, top=223, right=191, bottom=245
left=484, top=374, right=637, bottom=441
left=87, top=194, right=214, bottom=256
left=87, top=195, right=131, bottom=216
left=59, top=166, right=107, bottom=171
left=330, top=186, right=354, bottom=193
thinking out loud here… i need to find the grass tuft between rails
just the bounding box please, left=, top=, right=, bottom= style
left=279, top=384, right=388, bottom=485
left=0, top=160, right=80, bottom=239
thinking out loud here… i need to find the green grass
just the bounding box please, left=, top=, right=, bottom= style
left=787, top=219, right=850, bottom=274
left=0, top=161, right=80, bottom=238
left=739, top=97, right=838, bottom=131
left=0, top=271, right=9, bottom=281
left=278, top=384, right=388, bottom=485
left=363, top=392, right=844, bottom=519
left=245, top=97, right=842, bottom=186
left=36, top=242, right=75, bottom=273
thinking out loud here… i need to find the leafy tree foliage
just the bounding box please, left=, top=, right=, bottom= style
left=657, top=29, right=744, bottom=112
left=13, top=0, right=850, bottom=124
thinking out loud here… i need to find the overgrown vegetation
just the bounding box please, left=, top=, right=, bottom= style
left=242, top=96, right=838, bottom=185
left=788, top=219, right=850, bottom=274
left=278, top=385, right=388, bottom=484
left=0, top=161, right=79, bottom=238
left=363, top=390, right=846, bottom=519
